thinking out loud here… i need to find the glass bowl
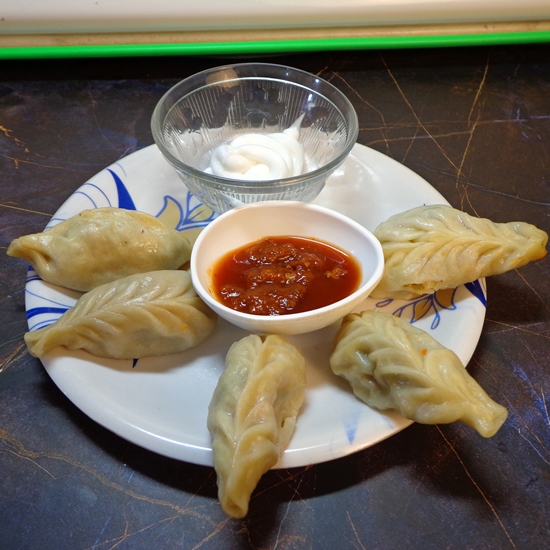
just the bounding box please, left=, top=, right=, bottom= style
left=151, top=63, right=358, bottom=213
left=190, top=201, right=384, bottom=335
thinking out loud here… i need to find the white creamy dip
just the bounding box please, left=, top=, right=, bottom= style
left=205, top=116, right=305, bottom=180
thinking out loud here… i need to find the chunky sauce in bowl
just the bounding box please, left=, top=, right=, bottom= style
left=211, top=236, right=361, bottom=316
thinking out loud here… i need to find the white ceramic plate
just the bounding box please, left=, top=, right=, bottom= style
left=25, top=143, right=487, bottom=468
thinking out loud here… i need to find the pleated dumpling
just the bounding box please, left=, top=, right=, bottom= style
left=371, top=204, right=548, bottom=299
left=207, top=334, right=306, bottom=518
left=7, top=207, right=192, bottom=291
left=24, top=270, right=217, bottom=359
left=330, top=310, right=508, bottom=437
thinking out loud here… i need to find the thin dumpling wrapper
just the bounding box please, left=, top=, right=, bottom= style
left=371, top=204, right=548, bottom=299
left=7, top=207, right=193, bottom=291
left=329, top=310, right=508, bottom=437
left=24, top=270, right=217, bottom=359
left=207, top=334, right=306, bottom=518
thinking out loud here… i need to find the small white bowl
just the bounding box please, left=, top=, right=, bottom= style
left=190, top=201, right=384, bottom=335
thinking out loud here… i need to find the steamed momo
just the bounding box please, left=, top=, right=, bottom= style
left=7, top=207, right=192, bottom=291
left=330, top=310, right=508, bottom=437
left=207, top=334, right=306, bottom=518
left=371, top=204, right=548, bottom=299
left=24, top=270, right=217, bottom=359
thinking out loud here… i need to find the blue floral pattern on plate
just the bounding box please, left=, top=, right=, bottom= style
left=373, top=279, right=487, bottom=329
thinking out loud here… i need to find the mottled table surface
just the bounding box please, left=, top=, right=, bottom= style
left=1, top=45, right=549, bottom=550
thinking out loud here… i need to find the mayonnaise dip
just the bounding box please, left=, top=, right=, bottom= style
left=205, top=116, right=305, bottom=180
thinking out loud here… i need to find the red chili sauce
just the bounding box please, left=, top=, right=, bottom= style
left=211, top=236, right=361, bottom=316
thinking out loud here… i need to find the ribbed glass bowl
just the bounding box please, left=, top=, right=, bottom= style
left=151, top=63, right=359, bottom=213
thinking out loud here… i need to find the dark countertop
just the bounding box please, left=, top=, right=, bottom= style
left=1, top=45, right=549, bottom=549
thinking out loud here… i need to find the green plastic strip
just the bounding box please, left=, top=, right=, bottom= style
left=1, top=31, right=550, bottom=59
